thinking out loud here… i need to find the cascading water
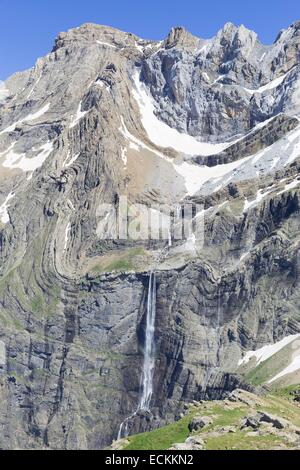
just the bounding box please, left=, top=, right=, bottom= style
left=117, top=272, right=157, bottom=439
left=168, top=229, right=172, bottom=247
left=139, top=272, right=156, bottom=411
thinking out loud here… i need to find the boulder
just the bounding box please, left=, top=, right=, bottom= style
left=169, top=436, right=204, bottom=450
left=228, top=389, right=265, bottom=407
left=258, top=412, right=290, bottom=430
left=188, top=415, right=213, bottom=432
left=242, top=411, right=291, bottom=430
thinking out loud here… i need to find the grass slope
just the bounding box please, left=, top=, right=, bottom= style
left=121, top=387, right=300, bottom=451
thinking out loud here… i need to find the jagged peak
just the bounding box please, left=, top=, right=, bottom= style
left=164, top=26, right=200, bottom=49
left=49, top=20, right=300, bottom=56
left=52, top=23, right=139, bottom=52
left=216, top=22, right=258, bottom=45
left=221, top=21, right=238, bottom=33
left=274, top=19, right=300, bottom=43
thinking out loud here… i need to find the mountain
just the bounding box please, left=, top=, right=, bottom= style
left=1, top=20, right=300, bottom=450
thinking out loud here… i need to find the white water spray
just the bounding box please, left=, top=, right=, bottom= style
left=140, top=272, right=156, bottom=411
left=117, top=272, right=157, bottom=439
left=168, top=229, right=172, bottom=247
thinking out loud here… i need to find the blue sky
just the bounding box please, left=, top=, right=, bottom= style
left=1, top=0, right=299, bottom=80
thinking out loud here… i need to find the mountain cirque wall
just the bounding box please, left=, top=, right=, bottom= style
left=0, top=22, right=300, bottom=448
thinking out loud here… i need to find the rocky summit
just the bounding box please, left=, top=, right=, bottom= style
left=1, top=20, right=300, bottom=450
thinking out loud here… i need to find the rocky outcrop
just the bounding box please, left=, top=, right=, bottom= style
left=188, top=415, right=213, bottom=432
left=192, top=115, right=299, bottom=166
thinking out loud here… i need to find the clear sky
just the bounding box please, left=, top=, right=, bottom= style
left=1, top=0, right=299, bottom=80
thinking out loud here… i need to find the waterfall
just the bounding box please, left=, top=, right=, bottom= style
left=117, top=272, right=157, bottom=439
left=117, top=412, right=135, bottom=441
left=140, top=272, right=156, bottom=411
left=168, top=229, right=172, bottom=247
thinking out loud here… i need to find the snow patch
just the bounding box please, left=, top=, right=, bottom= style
left=119, top=116, right=170, bottom=161
left=239, top=251, right=250, bottom=262
left=63, top=152, right=80, bottom=168
left=244, top=69, right=292, bottom=95
left=95, top=79, right=111, bottom=92
left=135, top=42, right=144, bottom=53
left=64, top=222, right=71, bottom=251
left=0, top=103, right=50, bottom=135
left=121, top=147, right=127, bottom=167
left=26, top=72, right=43, bottom=100
left=24, top=103, right=50, bottom=122
left=0, top=340, right=5, bottom=365
left=268, top=352, right=300, bottom=383
left=129, top=141, right=139, bottom=151
left=174, top=157, right=252, bottom=195
left=200, top=123, right=300, bottom=195
left=0, top=81, right=9, bottom=103
left=243, top=186, right=274, bottom=213
left=277, top=177, right=300, bottom=195
left=284, top=125, right=300, bottom=165
left=270, top=156, right=281, bottom=170
left=238, top=334, right=300, bottom=366
left=212, top=74, right=226, bottom=86
left=132, top=70, right=229, bottom=156
left=69, top=102, right=88, bottom=128
left=120, top=108, right=300, bottom=197
left=202, top=72, right=210, bottom=82
left=119, top=114, right=254, bottom=196
left=259, top=52, right=266, bottom=63
left=0, top=192, right=14, bottom=224
left=96, top=40, right=117, bottom=49
left=3, top=141, right=53, bottom=174
left=128, top=71, right=300, bottom=195
left=67, top=199, right=75, bottom=212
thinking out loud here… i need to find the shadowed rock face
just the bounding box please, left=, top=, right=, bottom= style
left=142, top=21, right=300, bottom=140
left=1, top=21, right=300, bottom=449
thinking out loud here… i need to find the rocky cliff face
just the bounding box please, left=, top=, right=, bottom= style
left=1, top=21, right=300, bottom=449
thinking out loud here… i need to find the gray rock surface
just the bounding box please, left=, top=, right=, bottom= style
left=188, top=415, right=213, bottom=432
left=0, top=20, right=300, bottom=449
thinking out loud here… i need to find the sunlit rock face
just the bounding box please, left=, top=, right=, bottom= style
left=1, top=20, right=300, bottom=449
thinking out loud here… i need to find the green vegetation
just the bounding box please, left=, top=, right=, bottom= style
left=30, top=284, right=61, bottom=318
left=239, top=341, right=296, bottom=387
left=122, top=388, right=300, bottom=451
left=0, top=236, right=62, bottom=323
left=272, top=384, right=300, bottom=399
left=106, top=258, right=134, bottom=272
left=31, top=293, right=45, bottom=314
left=91, top=247, right=147, bottom=273
left=123, top=405, right=247, bottom=451
left=205, top=431, right=281, bottom=450
left=244, top=357, right=279, bottom=385
left=124, top=415, right=192, bottom=451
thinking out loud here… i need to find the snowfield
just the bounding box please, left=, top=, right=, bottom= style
left=69, top=102, right=88, bottom=128
left=269, top=353, right=300, bottom=383
left=243, top=68, right=293, bottom=95
left=63, top=152, right=80, bottom=168
left=2, top=141, right=54, bottom=174
left=0, top=192, right=15, bottom=224
left=131, top=70, right=300, bottom=196
left=238, top=334, right=300, bottom=366
left=132, top=71, right=230, bottom=156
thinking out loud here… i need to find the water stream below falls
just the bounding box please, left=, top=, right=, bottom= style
left=117, top=272, right=157, bottom=439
